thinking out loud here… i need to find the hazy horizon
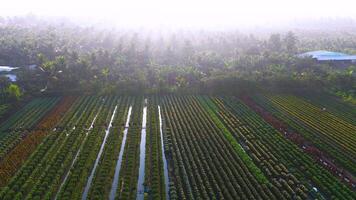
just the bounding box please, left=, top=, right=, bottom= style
left=1, top=0, right=356, bottom=29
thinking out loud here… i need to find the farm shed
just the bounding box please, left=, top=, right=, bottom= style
left=298, top=50, right=356, bottom=62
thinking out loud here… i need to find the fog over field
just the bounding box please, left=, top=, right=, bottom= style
left=0, top=1, right=355, bottom=200
left=1, top=0, right=356, bottom=29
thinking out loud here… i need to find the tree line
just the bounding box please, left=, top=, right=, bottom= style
left=0, top=17, right=354, bottom=101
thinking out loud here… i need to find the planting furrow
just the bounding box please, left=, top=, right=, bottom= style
left=141, top=97, right=166, bottom=200
left=54, top=108, right=101, bottom=200
left=0, top=96, right=95, bottom=198
left=158, top=105, right=169, bottom=200
left=56, top=96, right=118, bottom=199
left=185, top=96, right=269, bottom=199
left=19, top=97, right=101, bottom=199
left=161, top=96, right=274, bottom=199
left=0, top=97, right=75, bottom=188
left=115, top=97, right=143, bottom=200
left=136, top=99, right=148, bottom=200
left=82, top=104, right=119, bottom=199
left=109, top=105, right=132, bottom=200
left=0, top=97, right=60, bottom=159
left=253, top=94, right=356, bottom=175
left=221, top=96, right=355, bottom=199
left=86, top=97, right=131, bottom=199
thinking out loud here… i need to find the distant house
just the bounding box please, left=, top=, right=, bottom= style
left=298, top=50, right=356, bottom=62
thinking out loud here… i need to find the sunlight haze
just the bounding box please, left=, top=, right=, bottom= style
left=1, top=0, right=356, bottom=28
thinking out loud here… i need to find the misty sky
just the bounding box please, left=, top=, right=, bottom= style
left=1, top=0, right=356, bottom=28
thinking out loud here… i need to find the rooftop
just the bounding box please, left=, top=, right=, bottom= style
left=298, top=50, right=356, bottom=61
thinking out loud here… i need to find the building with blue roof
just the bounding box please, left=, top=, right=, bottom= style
left=298, top=50, right=356, bottom=62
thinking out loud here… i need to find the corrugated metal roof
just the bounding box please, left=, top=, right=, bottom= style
left=316, top=55, right=356, bottom=61
left=298, top=50, right=356, bottom=61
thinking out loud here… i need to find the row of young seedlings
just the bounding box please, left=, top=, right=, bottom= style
left=299, top=93, right=356, bottom=125
left=108, top=96, right=169, bottom=200
left=109, top=104, right=133, bottom=200
left=1, top=96, right=170, bottom=200
left=28, top=96, right=109, bottom=200
left=143, top=97, right=167, bottom=200
left=0, top=104, right=9, bottom=118
left=56, top=96, right=147, bottom=200
left=221, top=96, right=355, bottom=199
left=206, top=96, right=310, bottom=199
left=0, top=97, right=59, bottom=132
left=269, top=95, right=356, bottom=155
left=82, top=96, right=168, bottom=200
left=253, top=94, right=356, bottom=176
left=0, top=96, right=76, bottom=187
left=84, top=97, right=131, bottom=199
left=0, top=96, right=104, bottom=199
left=161, top=96, right=274, bottom=199
left=81, top=102, right=120, bottom=199
left=0, top=97, right=59, bottom=159
left=55, top=96, right=119, bottom=199
left=114, top=97, right=143, bottom=199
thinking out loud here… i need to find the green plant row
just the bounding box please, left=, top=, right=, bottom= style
left=144, top=96, right=166, bottom=200
left=253, top=94, right=356, bottom=175
left=86, top=97, right=131, bottom=199
left=56, top=96, right=118, bottom=199
left=161, top=96, right=274, bottom=199
left=223, top=96, right=355, bottom=199
left=0, top=96, right=97, bottom=199
left=198, top=96, right=269, bottom=185
left=115, top=97, right=143, bottom=200
left=0, top=97, right=59, bottom=159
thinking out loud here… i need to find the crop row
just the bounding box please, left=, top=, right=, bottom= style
left=219, top=96, right=355, bottom=199
left=0, top=96, right=170, bottom=199
left=144, top=97, right=166, bottom=200
left=161, top=96, right=276, bottom=199
left=0, top=98, right=59, bottom=159
left=0, top=98, right=59, bottom=133
left=26, top=97, right=105, bottom=200
left=114, top=97, right=143, bottom=200
left=253, top=94, right=356, bottom=175
left=55, top=96, right=119, bottom=199
left=0, top=96, right=99, bottom=199
left=3, top=95, right=352, bottom=199
left=269, top=95, right=356, bottom=154
left=298, top=93, right=356, bottom=125
left=86, top=97, right=131, bottom=199
left=0, top=104, right=9, bottom=118
left=0, top=96, right=75, bottom=187
left=202, top=96, right=308, bottom=198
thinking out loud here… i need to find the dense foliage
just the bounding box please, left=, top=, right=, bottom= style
left=0, top=17, right=354, bottom=98
left=0, top=16, right=355, bottom=200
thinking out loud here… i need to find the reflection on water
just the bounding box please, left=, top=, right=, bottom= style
left=109, top=106, right=133, bottom=200
left=82, top=105, right=118, bottom=200
left=55, top=112, right=100, bottom=200
left=136, top=100, right=147, bottom=200
left=158, top=105, right=170, bottom=199
left=0, top=66, right=18, bottom=72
